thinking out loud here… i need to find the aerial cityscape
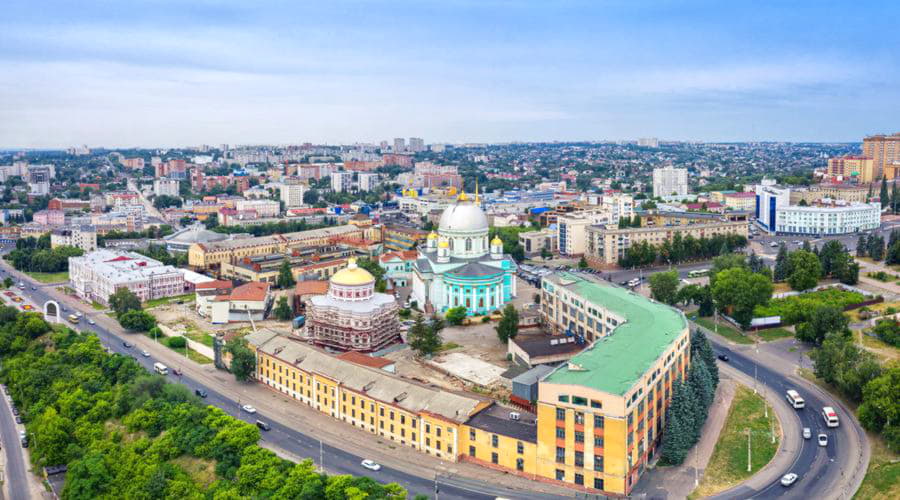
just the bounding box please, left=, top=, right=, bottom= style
left=0, top=1, right=898, bottom=500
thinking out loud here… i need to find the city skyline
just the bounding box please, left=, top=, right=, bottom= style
left=2, top=1, right=899, bottom=148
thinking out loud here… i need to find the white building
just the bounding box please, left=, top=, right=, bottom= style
left=557, top=210, right=609, bottom=256
left=408, top=137, right=425, bottom=152
left=357, top=172, right=380, bottom=192
left=652, top=166, right=689, bottom=198
left=235, top=199, right=280, bottom=218
left=393, top=138, right=406, bottom=153
left=69, top=249, right=185, bottom=306
left=280, top=183, right=307, bottom=207
left=331, top=171, right=354, bottom=193
left=600, top=193, right=634, bottom=224
left=50, top=225, right=98, bottom=253
left=153, top=178, right=180, bottom=197
left=755, top=183, right=790, bottom=233
left=638, top=137, right=659, bottom=148
left=775, top=202, right=880, bottom=235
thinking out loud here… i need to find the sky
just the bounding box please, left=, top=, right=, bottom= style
left=1, top=0, right=899, bottom=148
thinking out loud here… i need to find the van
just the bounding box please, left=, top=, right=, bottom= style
left=153, top=362, right=168, bottom=375
left=785, top=390, right=805, bottom=409
left=256, top=420, right=271, bottom=431
left=627, top=278, right=641, bottom=288
left=822, top=406, right=840, bottom=428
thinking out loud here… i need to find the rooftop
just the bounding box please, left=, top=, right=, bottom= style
left=465, top=403, right=537, bottom=443
left=511, top=334, right=585, bottom=359
left=542, top=272, right=687, bottom=396
left=336, top=351, right=395, bottom=370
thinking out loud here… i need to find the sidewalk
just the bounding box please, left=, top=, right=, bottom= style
left=43, top=283, right=578, bottom=498
left=633, top=378, right=738, bottom=499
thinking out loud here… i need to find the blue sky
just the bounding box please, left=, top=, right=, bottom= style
left=1, top=0, right=898, bottom=148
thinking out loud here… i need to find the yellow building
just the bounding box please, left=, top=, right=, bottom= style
left=537, top=272, right=690, bottom=495
left=827, top=156, right=876, bottom=183
left=246, top=330, right=490, bottom=460
left=863, top=133, right=900, bottom=180
left=789, top=184, right=869, bottom=205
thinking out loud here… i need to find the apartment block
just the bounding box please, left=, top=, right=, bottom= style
left=50, top=225, right=98, bottom=253
left=280, top=183, right=307, bottom=207
left=652, top=167, right=688, bottom=198
left=863, top=133, right=900, bottom=180
left=154, top=178, right=180, bottom=197
left=331, top=171, right=355, bottom=193
left=827, top=156, right=876, bottom=183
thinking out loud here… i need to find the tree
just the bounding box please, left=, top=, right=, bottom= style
left=649, top=270, right=680, bottom=305
left=578, top=256, right=589, bottom=269
left=712, top=267, right=773, bottom=329
left=710, top=253, right=747, bottom=285
left=444, top=306, right=467, bottom=326
left=869, top=235, right=886, bottom=261
left=225, top=338, right=257, bottom=381
left=118, top=310, right=157, bottom=332
left=303, top=189, right=319, bottom=205
left=811, top=333, right=882, bottom=402
left=795, top=305, right=849, bottom=345
left=276, top=259, right=295, bottom=289
left=495, top=304, right=519, bottom=344
left=881, top=176, right=889, bottom=208
left=2, top=277, right=12, bottom=288
left=355, top=258, right=387, bottom=292
left=273, top=296, right=293, bottom=321
left=660, top=379, right=692, bottom=464
left=540, top=247, right=552, bottom=261
left=408, top=314, right=441, bottom=356
left=857, top=365, right=900, bottom=452
left=109, top=288, right=142, bottom=316
left=857, top=235, right=868, bottom=257
left=697, top=285, right=715, bottom=317
left=773, top=244, right=791, bottom=282
left=787, top=250, right=822, bottom=291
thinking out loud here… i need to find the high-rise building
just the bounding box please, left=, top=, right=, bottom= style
left=827, top=156, right=876, bottom=183
left=393, top=137, right=406, bottom=153
left=408, top=137, right=425, bottom=152
left=331, top=171, right=354, bottom=193
left=357, top=172, right=380, bottom=192
left=280, top=183, right=306, bottom=207
left=153, top=178, right=180, bottom=197
left=637, top=137, right=659, bottom=148
left=652, top=166, right=688, bottom=198
left=863, top=133, right=900, bottom=180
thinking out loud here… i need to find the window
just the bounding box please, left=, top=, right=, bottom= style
left=390, top=411, right=395, bottom=420
left=516, top=458, right=524, bottom=471
left=491, top=452, right=498, bottom=464
left=436, top=428, right=442, bottom=438
left=517, top=441, right=524, bottom=454
left=556, top=447, right=565, bottom=463
left=469, top=446, right=476, bottom=457
left=594, top=478, right=604, bottom=490
left=594, top=415, right=604, bottom=428
left=574, top=412, right=585, bottom=425
left=594, top=456, right=604, bottom=471
left=594, top=436, right=604, bottom=447
left=558, top=395, right=569, bottom=403
left=591, top=400, right=602, bottom=409
left=575, top=431, right=584, bottom=443
left=556, top=427, right=565, bottom=439
left=575, top=451, right=584, bottom=467
left=575, top=473, right=584, bottom=486
left=491, top=434, right=498, bottom=447
left=426, top=438, right=430, bottom=447
left=470, top=429, right=476, bottom=440
left=425, top=423, right=431, bottom=433
left=572, top=396, right=587, bottom=406
left=380, top=407, right=385, bottom=417
left=556, top=408, right=566, bottom=421
left=555, top=470, right=565, bottom=481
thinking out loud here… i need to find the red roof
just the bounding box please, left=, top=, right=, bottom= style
left=195, top=280, right=233, bottom=290
left=220, top=282, right=270, bottom=302
left=379, top=250, right=418, bottom=263
left=295, top=280, right=329, bottom=297
left=336, top=351, right=394, bottom=369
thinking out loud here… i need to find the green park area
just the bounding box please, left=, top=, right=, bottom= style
left=143, top=293, right=195, bottom=309
left=24, top=271, right=69, bottom=283
left=690, top=385, right=780, bottom=498
left=754, top=288, right=867, bottom=325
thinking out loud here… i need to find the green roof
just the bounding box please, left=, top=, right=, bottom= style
left=542, top=272, right=687, bottom=396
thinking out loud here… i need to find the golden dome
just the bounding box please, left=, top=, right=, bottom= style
left=457, top=191, right=468, bottom=202
left=331, top=258, right=374, bottom=286
left=427, top=231, right=438, bottom=240
left=491, top=236, right=503, bottom=246
left=438, top=240, right=450, bottom=248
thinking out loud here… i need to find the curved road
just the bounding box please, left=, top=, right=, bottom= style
left=0, top=258, right=867, bottom=499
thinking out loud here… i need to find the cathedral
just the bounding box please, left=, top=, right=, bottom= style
left=411, top=191, right=517, bottom=316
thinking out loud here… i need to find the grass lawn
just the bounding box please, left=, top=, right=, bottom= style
left=143, top=293, right=195, bottom=309
left=689, top=385, right=780, bottom=498
left=91, top=301, right=106, bottom=310
left=435, top=342, right=461, bottom=353
left=25, top=271, right=69, bottom=283
left=184, top=330, right=215, bottom=348
left=185, top=348, right=213, bottom=364
left=848, top=301, right=900, bottom=322
left=691, top=315, right=754, bottom=345
left=755, top=328, right=793, bottom=342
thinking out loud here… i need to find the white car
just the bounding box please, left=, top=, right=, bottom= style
left=818, top=433, right=828, bottom=447
left=780, top=473, right=798, bottom=487
left=802, top=427, right=811, bottom=439
left=241, top=405, right=257, bottom=414
left=361, top=459, right=382, bottom=471
left=141, top=350, right=150, bottom=357
left=88, top=319, right=96, bottom=325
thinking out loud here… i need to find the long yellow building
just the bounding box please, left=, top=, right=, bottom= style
left=246, top=271, right=689, bottom=496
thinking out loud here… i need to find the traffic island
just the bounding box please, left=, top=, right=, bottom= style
left=689, top=385, right=781, bottom=498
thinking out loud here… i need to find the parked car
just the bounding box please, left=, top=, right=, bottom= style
left=717, top=354, right=730, bottom=362
left=20, top=437, right=28, bottom=448
left=818, top=433, right=828, bottom=447
left=780, top=473, right=798, bottom=487
left=14, top=416, right=22, bottom=424
left=361, top=459, right=382, bottom=471
left=256, top=420, right=271, bottom=431
left=241, top=404, right=257, bottom=414
left=802, top=427, right=812, bottom=440
left=172, top=368, right=183, bottom=376
left=195, top=388, right=208, bottom=398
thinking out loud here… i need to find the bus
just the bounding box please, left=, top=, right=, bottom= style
left=67, top=314, right=80, bottom=324
left=688, top=269, right=710, bottom=278
left=153, top=362, right=169, bottom=376
left=785, top=389, right=805, bottom=409
left=822, top=406, right=840, bottom=428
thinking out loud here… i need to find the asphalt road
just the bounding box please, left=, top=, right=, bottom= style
left=0, top=383, right=29, bottom=500
left=0, top=265, right=562, bottom=500
left=704, top=332, right=864, bottom=500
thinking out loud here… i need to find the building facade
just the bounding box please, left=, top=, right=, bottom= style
left=50, top=225, right=98, bottom=253
left=789, top=184, right=869, bottom=205
left=305, top=258, right=401, bottom=352
left=775, top=202, right=880, bottom=235
left=280, top=183, right=307, bottom=207
left=411, top=192, right=517, bottom=316
left=154, top=178, right=180, bottom=197
left=754, top=183, right=790, bottom=233
left=863, top=133, right=900, bottom=180
left=331, top=171, right=355, bottom=193
left=827, top=156, right=876, bottom=183
left=69, top=249, right=185, bottom=305
left=652, top=167, right=688, bottom=198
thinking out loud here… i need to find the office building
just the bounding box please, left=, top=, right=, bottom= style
left=652, top=167, right=688, bottom=198
left=754, top=183, right=790, bottom=233
left=69, top=249, right=185, bottom=306
left=195, top=281, right=273, bottom=324
left=558, top=211, right=609, bottom=256
left=722, top=192, right=756, bottom=211
left=280, top=183, right=307, bottom=207
left=235, top=199, right=281, bottom=218
left=789, top=184, right=868, bottom=205
left=775, top=201, right=880, bottom=235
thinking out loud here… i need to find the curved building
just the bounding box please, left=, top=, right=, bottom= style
left=412, top=191, right=517, bottom=315
left=306, top=258, right=401, bottom=352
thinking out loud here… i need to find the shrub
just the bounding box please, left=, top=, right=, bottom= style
left=754, top=289, right=865, bottom=325
left=166, top=336, right=187, bottom=349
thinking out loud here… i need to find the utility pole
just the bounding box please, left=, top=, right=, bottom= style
left=754, top=362, right=758, bottom=394
left=747, top=428, right=752, bottom=472
left=320, top=439, right=324, bottom=473
left=434, top=472, right=440, bottom=500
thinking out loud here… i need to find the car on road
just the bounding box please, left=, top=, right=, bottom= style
left=20, top=437, right=28, bottom=448
left=14, top=416, right=22, bottom=424
left=172, top=368, right=183, bottom=376
left=770, top=242, right=779, bottom=248
left=141, top=350, right=150, bottom=357
left=30, top=286, right=35, bottom=290
left=241, top=404, right=257, bottom=414
left=803, top=427, right=812, bottom=439
left=76, top=311, right=83, bottom=317
left=122, top=341, right=133, bottom=348
left=11, top=407, right=18, bottom=416
left=88, top=319, right=96, bottom=325
left=780, top=472, right=798, bottom=487
left=818, top=433, right=828, bottom=447
left=717, top=354, right=730, bottom=362
left=256, top=420, right=271, bottom=431
left=195, top=388, right=208, bottom=398
left=361, top=459, right=382, bottom=471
